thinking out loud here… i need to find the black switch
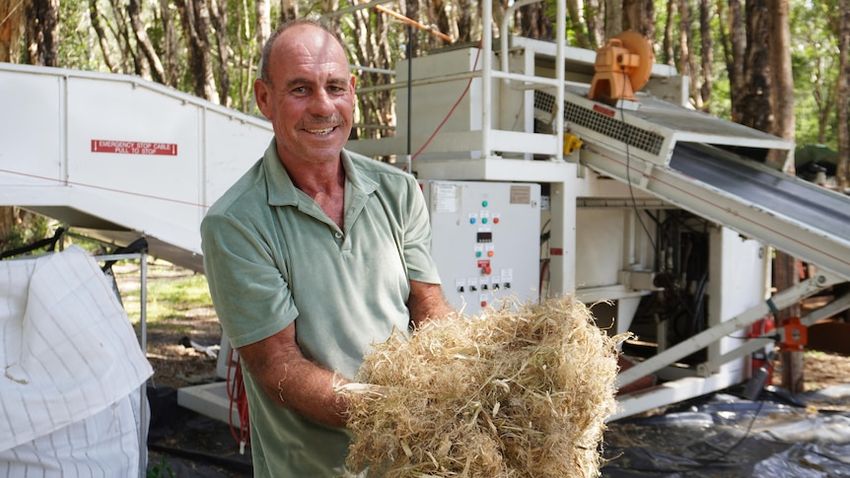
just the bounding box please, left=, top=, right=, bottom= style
left=504, top=282, right=511, bottom=289
left=470, top=285, right=478, bottom=292
left=457, top=285, right=465, bottom=293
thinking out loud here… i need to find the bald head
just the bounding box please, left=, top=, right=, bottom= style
left=260, top=20, right=348, bottom=85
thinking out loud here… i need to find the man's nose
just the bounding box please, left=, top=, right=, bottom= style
left=308, top=88, right=336, bottom=116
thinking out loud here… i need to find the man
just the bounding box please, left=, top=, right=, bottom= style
left=201, top=20, right=451, bottom=477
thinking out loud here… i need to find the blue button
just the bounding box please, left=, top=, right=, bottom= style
left=469, top=217, right=476, bottom=224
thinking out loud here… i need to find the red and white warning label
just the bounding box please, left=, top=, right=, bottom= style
left=91, top=139, right=178, bottom=156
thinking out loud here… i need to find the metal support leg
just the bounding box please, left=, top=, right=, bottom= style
left=617, top=272, right=840, bottom=388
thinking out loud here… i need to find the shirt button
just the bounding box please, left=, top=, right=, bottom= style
left=335, top=232, right=343, bottom=239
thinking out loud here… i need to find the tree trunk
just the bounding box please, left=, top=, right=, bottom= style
left=566, top=0, right=592, bottom=49
left=128, top=0, right=165, bottom=83
left=279, top=0, right=297, bottom=23
left=256, top=0, right=269, bottom=57
left=768, top=0, right=793, bottom=144
left=738, top=0, right=771, bottom=133
left=159, top=0, right=180, bottom=87
left=679, top=0, right=699, bottom=107
left=24, top=0, right=59, bottom=66
left=108, top=0, right=143, bottom=74
left=812, top=54, right=833, bottom=145
left=0, top=207, right=18, bottom=251
left=585, top=0, right=605, bottom=47
left=837, top=0, right=850, bottom=190
left=209, top=0, right=230, bottom=106
left=662, top=0, right=676, bottom=65
left=604, top=0, right=622, bottom=39
left=623, top=0, right=654, bottom=38
left=728, top=0, right=746, bottom=123
left=175, top=0, right=219, bottom=102
left=456, top=0, right=475, bottom=43
left=88, top=0, right=117, bottom=72
left=351, top=8, right=393, bottom=140
left=0, top=0, right=25, bottom=62
left=699, top=0, right=713, bottom=111
left=519, top=2, right=552, bottom=40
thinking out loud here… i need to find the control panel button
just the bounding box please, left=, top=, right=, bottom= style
left=487, top=250, right=494, bottom=257
left=482, top=200, right=488, bottom=207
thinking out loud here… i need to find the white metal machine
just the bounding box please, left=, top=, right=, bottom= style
left=0, top=62, right=273, bottom=272
left=421, top=180, right=541, bottom=314
left=3, top=0, right=850, bottom=424
left=346, top=0, right=850, bottom=420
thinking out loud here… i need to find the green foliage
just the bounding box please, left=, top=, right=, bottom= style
left=790, top=0, right=840, bottom=148
left=120, top=265, right=213, bottom=324
left=146, top=456, right=176, bottom=478
left=0, top=210, right=51, bottom=255
left=22, top=0, right=848, bottom=151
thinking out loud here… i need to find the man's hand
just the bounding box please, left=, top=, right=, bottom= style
left=237, top=322, right=349, bottom=428
left=408, top=280, right=453, bottom=329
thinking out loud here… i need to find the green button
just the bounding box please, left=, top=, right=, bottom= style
left=475, top=251, right=482, bottom=258
left=482, top=217, right=488, bottom=224
left=482, top=200, right=488, bottom=207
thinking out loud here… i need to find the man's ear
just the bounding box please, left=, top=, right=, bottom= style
left=349, top=74, right=356, bottom=95
left=255, top=79, right=272, bottom=119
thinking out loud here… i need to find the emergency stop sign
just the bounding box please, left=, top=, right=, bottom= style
left=91, top=139, right=178, bottom=156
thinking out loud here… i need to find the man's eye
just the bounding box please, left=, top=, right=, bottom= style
left=292, top=86, right=308, bottom=95
left=329, top=86, right=346, bottom=94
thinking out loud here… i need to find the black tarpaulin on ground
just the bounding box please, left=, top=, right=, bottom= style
left=602, top=385, right=850, bottom=478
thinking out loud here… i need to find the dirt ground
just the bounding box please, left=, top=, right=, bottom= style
left=120, top=260, right=850, bottom=476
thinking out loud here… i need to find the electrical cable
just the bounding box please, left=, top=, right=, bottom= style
left=618, top=73, right=658, bottom=253
left=226, top=348, right=251, bottom=454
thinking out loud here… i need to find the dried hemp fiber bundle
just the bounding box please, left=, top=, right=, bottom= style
left=339, top=297, right=626, bottom=478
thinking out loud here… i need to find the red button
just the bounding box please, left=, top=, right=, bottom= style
left=493, top=217, right=500, bottom=224
left=487, top=250, right=494, bottom=257
left=483, top=264, right=492, bottom=275
left=480, top=300, right=487, bottom=307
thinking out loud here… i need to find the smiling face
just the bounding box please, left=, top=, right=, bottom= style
left=255, top=24, right=356, bottom=167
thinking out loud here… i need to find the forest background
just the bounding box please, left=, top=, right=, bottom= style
left=0, top=0, right=848, bottom=244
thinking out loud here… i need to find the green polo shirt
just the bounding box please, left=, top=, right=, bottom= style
left=201, top=141, right=440, bottom=477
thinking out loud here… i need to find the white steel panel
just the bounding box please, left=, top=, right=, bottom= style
left=708, top=227, right=766, bottom=376
left=0, top=70, right=63, bottom=185
left=204, top=112, right=272, bottom=207
left=575, top=209, right=624, bottom=288
left=423, top=180, right=541, bottom=314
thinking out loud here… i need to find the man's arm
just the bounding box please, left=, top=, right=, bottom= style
left=408, top=280, right=453, bottom=329
left=237, top=322, right=348, bottom=428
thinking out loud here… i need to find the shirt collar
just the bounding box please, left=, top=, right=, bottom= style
left=262, top=140, right=377, bottom=207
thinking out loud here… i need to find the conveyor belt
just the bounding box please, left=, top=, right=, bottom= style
left=671, top=143, right=850, bottom=242
left=581, top=141, right=850, bottom=280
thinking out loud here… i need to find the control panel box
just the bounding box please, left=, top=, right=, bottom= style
left=421, top=180, right=541, bottom=314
